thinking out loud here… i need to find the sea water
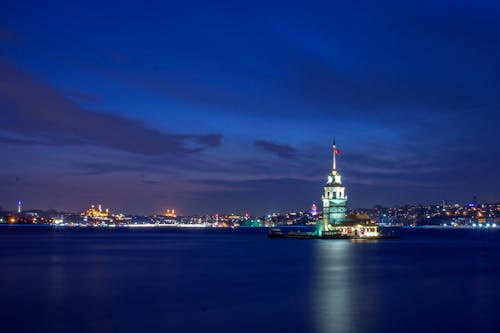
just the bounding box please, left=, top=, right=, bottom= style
left=0, top=227, right=499, bottom=333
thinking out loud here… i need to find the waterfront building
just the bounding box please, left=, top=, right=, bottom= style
left=164, top=209, right=177, bottom=218
left=82, top=204, right=110, bottom=218
left=316, top=140, right=347, bottom=236
left=315, top=140, right=380, bottom=238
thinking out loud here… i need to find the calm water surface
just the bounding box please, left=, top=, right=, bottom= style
left=0, top=227, right=499, bottom=333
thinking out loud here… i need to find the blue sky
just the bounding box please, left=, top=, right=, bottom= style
left=1, top=0, right=500, bottom=214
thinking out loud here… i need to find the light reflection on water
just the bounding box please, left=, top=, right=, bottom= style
left=312, top=241, right=384, bottom=333
left=49, top=255, right=65, bottom=301
left=311, top=231, right=500, bottom=333
left=313, top=241, right=352, bottom=333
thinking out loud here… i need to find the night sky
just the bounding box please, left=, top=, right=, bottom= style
left=1, top=1, right=500, bottom=215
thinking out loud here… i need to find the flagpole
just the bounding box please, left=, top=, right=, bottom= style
left=333, top=138, right=336, bottom=171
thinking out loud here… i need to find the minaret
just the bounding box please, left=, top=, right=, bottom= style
left=316, top=140, right=347, bottom=236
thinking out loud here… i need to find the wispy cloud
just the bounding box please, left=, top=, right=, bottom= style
left=0, top=60, right=223, bottom=156
left=254, top=140, right=296, bottom=159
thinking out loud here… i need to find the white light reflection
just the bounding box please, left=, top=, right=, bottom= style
left=49, top=255, right=66, bottom=304
left=312, top=241, right=353, bottom=333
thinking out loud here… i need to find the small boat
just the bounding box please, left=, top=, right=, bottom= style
left=268, top=228, right=284, bottom=238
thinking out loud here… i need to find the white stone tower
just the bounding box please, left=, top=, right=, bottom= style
left=316, top=139, right=347, bottom=236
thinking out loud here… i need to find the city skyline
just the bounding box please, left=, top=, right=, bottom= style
left=1, top=1, right=500, bottom=215
left=0, top=188, right=489, bottom=217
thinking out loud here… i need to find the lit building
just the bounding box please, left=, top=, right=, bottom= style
left=17, top=200, right=22, bottom=214
left=164, top=209, right=177, bottom=218
left=82, top=204, right=110, bottom=218
left=316, top=140, right=347, bottom=236
left=315, top=140, right=380, bottom=238
left=310, top=203, right=318, bottom=216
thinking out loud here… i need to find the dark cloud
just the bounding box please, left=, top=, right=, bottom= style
left=74, top=162, right=151, bottom=176
left=254, top=140, right=296, bottom=159
left=0, top=135, right=47, bottom=146
left=141, top=179, right=161, bottom=185
left=0, top=60, right=222, bottom=156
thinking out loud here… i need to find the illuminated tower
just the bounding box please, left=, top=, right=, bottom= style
left=310, top=203, right=318, bottom=217
left=316, top=140, right=347, bottom=236
left=17, top=200, right=22, bottom=214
